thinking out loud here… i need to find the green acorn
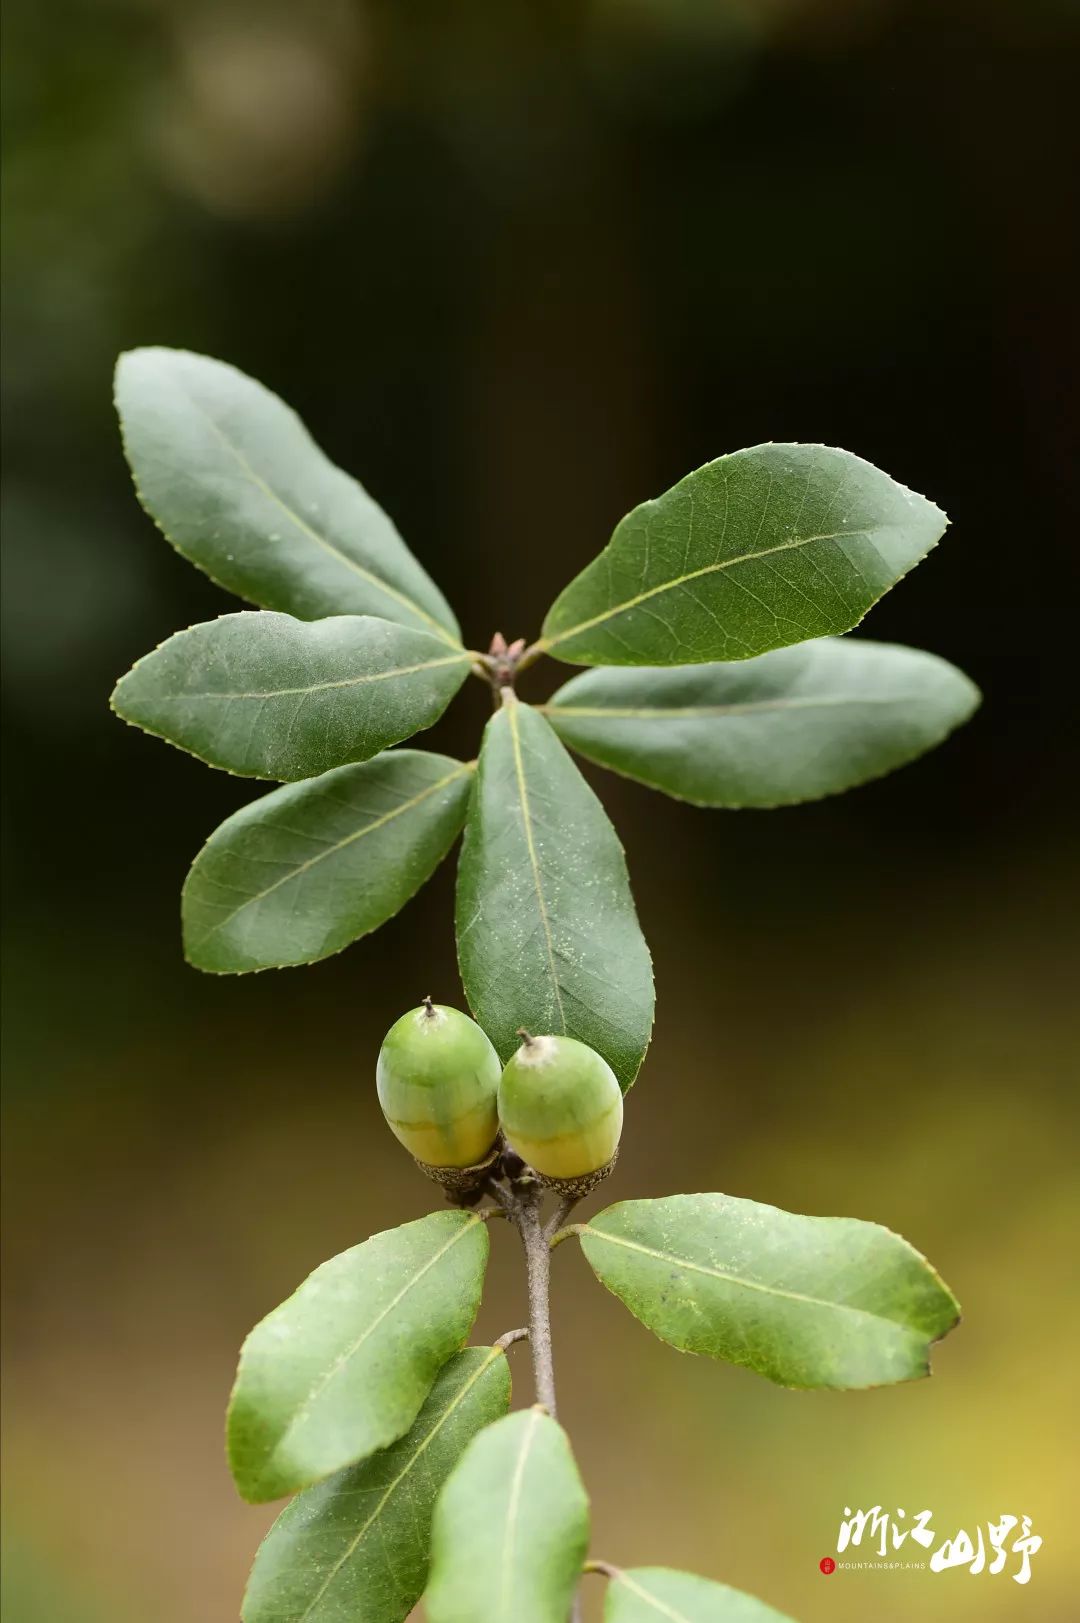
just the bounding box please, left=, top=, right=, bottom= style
left=498, top=1032, right=623, bottom=1197
left=377, top=999, right=502, bottom=1192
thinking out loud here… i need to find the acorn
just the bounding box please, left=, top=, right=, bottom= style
left=498, top=1032, right=623, bottom=1198
left=377, top=999, right=502, bottom=1194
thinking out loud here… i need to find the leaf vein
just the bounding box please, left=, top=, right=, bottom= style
left=500, top=1409, right=541, bottom=1620
left=505, top=705, right=567, bottom=1034
left=542, top=529, right=875, bottom=651
left=155, top=652, right=467, bottom=704
left=268, top=1216, right=482, bottom=1473
left=190, top=764, right=469, bottom=946
left=185, top=391, right=461, bottom=646
left=295, top=1348, right=501, bottom=1622
left=585, top=1226, right=912, bottom=1329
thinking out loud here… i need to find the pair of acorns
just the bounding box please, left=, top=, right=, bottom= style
left=376, top=997, right=623, bottom=1198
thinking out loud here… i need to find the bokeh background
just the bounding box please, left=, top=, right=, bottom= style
left=3, top=1, right=1078, bottom=1619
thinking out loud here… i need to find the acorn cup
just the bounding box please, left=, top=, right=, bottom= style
left=497, top=1031, right=623, bottom=1198
left=376, top=999, right=502, bottom=1196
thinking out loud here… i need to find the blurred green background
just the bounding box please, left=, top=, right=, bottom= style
left=2, top=1, right=1077, bottom=1619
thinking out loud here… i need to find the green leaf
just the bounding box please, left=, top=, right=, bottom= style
left=544, top=638, right=980, bottom=807
left=183, top=750, right=473, bottom=973
left=227, top=1211, right=489, bottom=1504
left=424, top=1408, right=590, bottom=1623
left=576, top=1193, right=959, bottom=1389
left=539, top=444, right=946, bottom=667
left=242, top=1346, right=511, bottom=1623
left=115, top=348, right=461, bottom=643
left=603, top=1567, right=796, bottom=1623
left=456, top=699, right=653, bottom=1090
left=111, top=613, right=470, bottom=780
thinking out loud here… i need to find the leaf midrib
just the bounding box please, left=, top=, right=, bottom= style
left=613, top=1571, right=694, bottom=1623
left=505, top=704, right=567, bottom=1033
left=544, top=694, right=914, bottom=722
left=183, top=384, right=462, bottom=648
left=265, top=1214, right=482, bottom=1481
left=294, top=1347, right=503, bottom=1621
left=190, top=761, right=472, bottom=946
left=583, top=1225, right=915, bottom=1333
left=500, top=1410, right=541, bottom=1620
left=540, top=528, right=875, bottom=651
left=152, top=651, right=467, bottom=704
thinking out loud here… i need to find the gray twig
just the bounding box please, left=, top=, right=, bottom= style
left=515, top=1187, right=558, bottom=1417
left=544, top=1194, right=580, bottom=1243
